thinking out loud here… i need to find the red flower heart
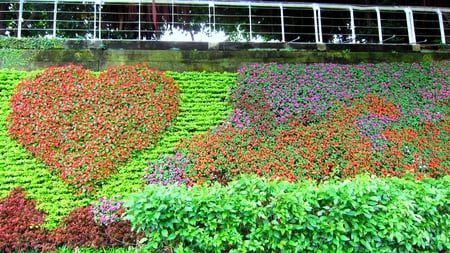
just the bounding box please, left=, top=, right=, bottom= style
left=7, top=63, right=180, bottom=194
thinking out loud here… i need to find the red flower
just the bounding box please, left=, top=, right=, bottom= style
left=7, top=64, right=180, bottom=194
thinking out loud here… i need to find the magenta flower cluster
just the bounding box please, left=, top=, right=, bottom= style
left=226, top=62, right=449, bottom=130
left=89, top=196, right=124, bottom=226
left=142, top=152, right=190, bottom=186
left=355, top=112, right=398, bottom=151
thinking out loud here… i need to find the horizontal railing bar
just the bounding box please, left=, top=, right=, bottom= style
left=2, top=0, right=449, bottom=45
left=18, top=0, right=450, bottom=12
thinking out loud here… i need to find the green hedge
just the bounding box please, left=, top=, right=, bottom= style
left=124, top=175, right=450, bottom=252
left=0, top=37, right=65, bottom=49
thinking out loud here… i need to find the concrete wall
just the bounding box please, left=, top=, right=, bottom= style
left=20, top=41, right=450, bottom=72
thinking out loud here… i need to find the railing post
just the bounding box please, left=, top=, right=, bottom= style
left=375, top=7, right=383, bottom=44
left=280, top=3, right=285, bottom=43
left=209, top=1, right=215, bottom=33
left=171, top=0, right=174, bottom=28
left=404, top=7, right=416, bottom=44
left=313, top=4, right=322, bottom=44
left=18, top=0, right=23, bottom=38
left=349, top=6, right=355, bottom=43
left=248, top=2, right=252, bottom=41
left=138, top=0, right=141, bottom=40
left=437, top=9, right=446, bottom=44
left=93, top=1, right=96, bottom=40
left=98, top=0, right=102, bottom=40
left=212, top=2, right=216, bottom=33
left=53, top=0, right=58, bottom=38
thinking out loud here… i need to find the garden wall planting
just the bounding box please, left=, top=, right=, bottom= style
left=0, top=68, right=236, bottom=229
left=0, top=60, right=449, bottom=252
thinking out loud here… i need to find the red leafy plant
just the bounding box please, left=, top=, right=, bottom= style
left=0, top=187, right=49, bottom=252
left=0, top=187, right=142, bottom=251
left=7, top=63, right=180, bottom=193
left=52, top=206, right=143, bottom=249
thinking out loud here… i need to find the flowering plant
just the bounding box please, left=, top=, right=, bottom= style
left=7, top=63, right=180, bottom=193
left=177, top=61, right=449, bottom=185
left=142, top=152, right=190, bottom=186
left=89, top=196, right=124, bottom=226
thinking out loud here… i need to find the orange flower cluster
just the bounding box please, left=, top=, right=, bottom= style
left=178, top=93, right=449, bottom=185
left=378, top=119, right=449, bottom=179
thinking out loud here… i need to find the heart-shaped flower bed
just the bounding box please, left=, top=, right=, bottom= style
left=7, top=63, right=180, bottom=193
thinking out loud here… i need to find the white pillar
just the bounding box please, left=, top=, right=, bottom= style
left=98, top=0, right=102, bottom=40
left=18, top=0, right=23, bottom=38
left=53, top=0, right=58, bottom=37
left=93, top=1, right=96, bottom=39
left=280, top=3, right=285, bottom=42
left=171, top=0, right=174, bottom=28
left=138, top=0, right=141, bottom=40
left=313, top=4, right=322, bottom=43
left=437, top=10, right=446, bottom=44
left=376, top=7, right=383, bottom=44
left=248, top=3, right=252, bottom=41
left=404, top=7, right=416, bottom=44
left=349, top=6, right=355, bottom=43
left=208, top=1, right=215, bottom=33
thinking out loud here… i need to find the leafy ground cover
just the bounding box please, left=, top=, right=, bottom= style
left=0, top=61, right=449, bottom=251
left=0, top=68, right=236, bottom=229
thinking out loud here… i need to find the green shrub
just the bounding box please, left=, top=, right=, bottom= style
left=123, top=175, right=450, bottom=252
left=0, top=37, right=65, bottom=49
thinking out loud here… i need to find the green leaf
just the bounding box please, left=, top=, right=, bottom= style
left=162, top=229, right=169, bottom=238
left=168, top=232, right=177, bottom=241
left=139, top=237, right=149, bottom=244
left=340, top=235, right=350, bottom=241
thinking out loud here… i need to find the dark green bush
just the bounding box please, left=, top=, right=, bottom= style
left=123, top=175, right=450, bottom=252
left=0, top=37, right=65, bottom=49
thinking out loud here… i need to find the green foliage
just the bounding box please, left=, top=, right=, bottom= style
left=0, top=37, right=65, bottom=49
left=123, top=175, right=450, bottom=252
left=0, top=68, right=235, bottom=229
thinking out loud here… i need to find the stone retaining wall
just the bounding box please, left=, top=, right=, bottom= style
left=19, top=41, right=450, bottom=72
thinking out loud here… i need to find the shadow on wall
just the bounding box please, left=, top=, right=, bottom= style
left=4, top=41, right=450, bottom=72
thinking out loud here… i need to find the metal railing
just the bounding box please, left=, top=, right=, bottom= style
left=0, top=0, right=449, bottom=44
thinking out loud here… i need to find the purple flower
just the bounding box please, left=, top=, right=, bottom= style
left=142, top=152, right=191, bottom=187
left=90, top=196, right=124, bottom=226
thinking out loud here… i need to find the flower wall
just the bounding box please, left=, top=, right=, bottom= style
left=176, top=61, right=449, bottom=185
left=0, top=61, right=448, bottom=251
